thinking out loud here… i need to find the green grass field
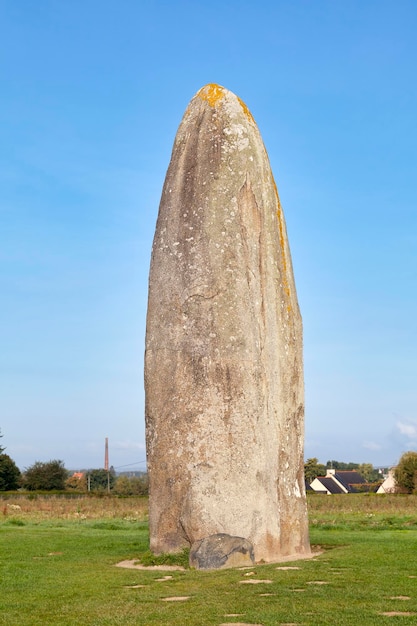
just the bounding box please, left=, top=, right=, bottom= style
left=1, top=494, right=417, bottom=625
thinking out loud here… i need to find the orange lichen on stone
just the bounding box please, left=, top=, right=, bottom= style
left=197, top=84, right=255, bottom=124
left=237, top=96, right=256, bottom=124
left=197, top=83, right=226, bottom=107
left=273, top=180, right=291, bottom=310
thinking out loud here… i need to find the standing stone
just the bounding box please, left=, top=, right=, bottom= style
left=145, top=84, right=310, bottom=563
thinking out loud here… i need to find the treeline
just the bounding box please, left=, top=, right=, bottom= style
left=0, top=430, right=148, bottom=495
left=66, top=467, right=149, bottom=495
left=4, top=429, right=417, bottom=496
left=1, top=457, right=148, bottom=495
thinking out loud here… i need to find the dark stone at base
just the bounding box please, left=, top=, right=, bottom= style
left=189, top=533, right=255, bottom=570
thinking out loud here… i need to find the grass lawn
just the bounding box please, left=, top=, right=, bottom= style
left=1, top=494, right=417, bottom=625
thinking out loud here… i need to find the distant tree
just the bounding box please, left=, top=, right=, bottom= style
left=304, top=458, right=326, bottom=484
left=0, top=429, right=4, bottom=454
left=357, top=463, right=380, bottom=483
left=22, top=460, right=68, bottom=491
left=326, top=460, right=360, bottom=471
left=0, top=454, right=21, bottom=490
left=130, top=473, right=149, bottom=496
left=113, top=474, right=131, bottom=495
left=66, top=473, right=87, bottom=492
left=113, top=473, right=149, bottom=496
left=394, top=452, right=417, bottom=494
left=87, top=468, right=116, bottom=492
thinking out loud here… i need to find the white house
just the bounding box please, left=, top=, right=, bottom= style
left=376, top=468, right=396, bottom=494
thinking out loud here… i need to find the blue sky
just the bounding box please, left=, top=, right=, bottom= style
left=1, top=0, right=417, bottom=471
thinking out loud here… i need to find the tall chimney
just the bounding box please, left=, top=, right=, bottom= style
left=104, top=437, right=109, bottom=471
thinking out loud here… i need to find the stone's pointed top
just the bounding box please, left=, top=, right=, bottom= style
left=196, top=83, right=256, bottom=125
left=197, top=83, right=227, bottom=107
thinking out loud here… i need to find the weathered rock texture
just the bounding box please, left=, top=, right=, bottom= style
left=145, top=83, right=310, bottom=563
left=189, top=534, right=254, bottom=570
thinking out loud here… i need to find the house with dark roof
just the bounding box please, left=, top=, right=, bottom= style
left=309, top=469, right=366, bottom=494
left=310, top=476, right=345, bottom=494
left=329, top=469, right=367, bottom=492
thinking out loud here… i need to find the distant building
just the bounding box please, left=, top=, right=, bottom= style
left=376, top=468, right=396, bottom=494
left=310, top=476, right=345, bottom=494
left=310, top=469, right=367, bottom=494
